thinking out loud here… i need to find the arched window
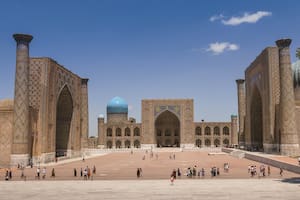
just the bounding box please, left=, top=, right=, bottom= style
left=116, top=140, right=121, bottom=148
left=205, top=126, right=211, bottom=135
left=195, top=139, right=201, bottom=147
left=106, top=140, right=112, bottom=148
left=214, top=139, right=220, bottom=147
left=165, top=129, right=171, bottom=136
left=214, top=126, right=220, bottom=136
left=223, top=126, right=230, bottom=135
left=156, top=129, right=162, bottom=136
left=106, top=128, right=112, bottom=137
left=134, top=140, right=140, bottom=148
left=223, top=139, right=229, bottom=145
left=195, top=127, right=201, bottom=135
left=134, top=127, right=140, bottom=136
left=125, top=127, right=131, bottom=136
left=125, top=140, right=130, bottom=148
left=205, top=139, right=211, bottom=147
left=116, top=128, right=122, bottom=137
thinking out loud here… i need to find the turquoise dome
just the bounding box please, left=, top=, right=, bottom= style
left=107, top=96, right=128, bottom=114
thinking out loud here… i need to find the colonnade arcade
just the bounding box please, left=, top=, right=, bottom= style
left=105, top=127, right=141, bottom=148
left=194, top=125, right=231, bottom=147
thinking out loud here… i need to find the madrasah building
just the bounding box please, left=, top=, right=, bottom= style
left=97, top=97, right=237, bottom=149
left=236, top=39, right=300, bottom=156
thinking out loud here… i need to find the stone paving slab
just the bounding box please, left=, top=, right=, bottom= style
left=0, top=179, right=300, bottom=200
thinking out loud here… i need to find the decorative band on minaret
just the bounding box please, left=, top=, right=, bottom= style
left=276, top=38, right=299, bottom=156
left=236, top=79, right=245, bottom=145
left=12, top=34, right=33, bottom=156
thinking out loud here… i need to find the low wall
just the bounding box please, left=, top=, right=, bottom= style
left=222, top=148, right=300, bottom=174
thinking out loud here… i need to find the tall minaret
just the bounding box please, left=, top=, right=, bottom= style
left=236, top=79, right=246, bottom=145
left=11, top=34, right=33, bottom=166
left=276, top=38, right=299, bottom=156
left=81, top=78, right=89, bottom=148
left=231, top=115, right=238, bottom=146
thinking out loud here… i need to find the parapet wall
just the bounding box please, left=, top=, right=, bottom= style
left=222, top=148, right=300, bottom=174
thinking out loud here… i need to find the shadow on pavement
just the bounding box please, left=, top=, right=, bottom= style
left=280, top=177, right=300, bottom=184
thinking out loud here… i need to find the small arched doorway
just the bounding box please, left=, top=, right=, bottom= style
left=116, top=140, right=121, bottom=148
left=107, top=141, right=112, bottom=149
left=56, top=86, right=73, bottom=157
left=155, top=110, right=180, bottom=147
left=250, top=86, right=263, bottom=151
left=125, top=140, right=131, bottom=148
left=205, top=139, right=211, bottom=147
left=214, top=139, right=220, bottom=147
left=195, top=139, right=201, bottom=147
left=134, top=140, right=140, bottom=148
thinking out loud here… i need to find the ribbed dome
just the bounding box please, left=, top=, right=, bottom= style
left=292, top=60, right=300, bottom=88
left=107, top=96, right=128, bottom=114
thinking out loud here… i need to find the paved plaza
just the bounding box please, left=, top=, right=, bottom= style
left=1, top=149, right=299, bottom=180
left=1, top=149, right=300, bottom=199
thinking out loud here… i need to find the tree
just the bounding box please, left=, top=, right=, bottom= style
left=296, top=48, right=300, bottom=59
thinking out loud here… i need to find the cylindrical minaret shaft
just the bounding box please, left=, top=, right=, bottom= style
left=236, top=79, right=246, bottom=145
left=11, top=33, right=33, bottom=165
left=231, top=115, right=238, bottom=146
left=276, top=38, right=299, bottom=156
left=81, top=78, right=89, bottom=148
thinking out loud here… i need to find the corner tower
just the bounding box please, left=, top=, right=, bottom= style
left=276, top=39, right=299, bottom=156
left=11, top=34, right=33, bottom=166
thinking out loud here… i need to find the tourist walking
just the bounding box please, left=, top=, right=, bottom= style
left=42, top=167, right=46, bottom=179
left=170, top=169, right=176, bottom=185
left=137, top=168, right=140, bottom=178
left=280, top=167, right=283, bottom=176
left=51, top=168, right=55, bottom=178
left=36, top=167, right=40, bottom=179
left=74, top=168, right=77, bottom=177
left=93, top=165, right=96, bottom=174
left=177, top=168, right=181, bottom=177
left=9, top=169, right=12, bottom=180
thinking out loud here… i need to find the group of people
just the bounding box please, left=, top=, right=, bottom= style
left=4, top=169, right=13, bottom=181
left=248, top=164, right=284, bottom=177
left=35, top=167, right=47, bottom=179
left=74, top=165, right=96, bottom=180
left=140, top=150, right=159, bottom=160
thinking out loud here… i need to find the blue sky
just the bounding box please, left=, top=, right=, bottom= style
left=0, top=0, right=299, bottom=136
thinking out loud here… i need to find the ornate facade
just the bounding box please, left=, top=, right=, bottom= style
left=0, top=34, right=89, bottom=167
left=236, top=39, right=300, bottom=156
left=98, top=98, right=237, bottom=149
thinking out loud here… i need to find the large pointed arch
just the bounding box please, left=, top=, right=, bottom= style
left=250, top=85, right=263, bottom=150
left=155, top=110, right=180, bottom=147
left=56, top=85, right=73, bottom=157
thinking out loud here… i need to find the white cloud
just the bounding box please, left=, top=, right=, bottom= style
left=221, top=11, right=272, bottom=26
left=209, top=14, right=224, bottom=22
left=206, top=42, right=239, bottom=55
